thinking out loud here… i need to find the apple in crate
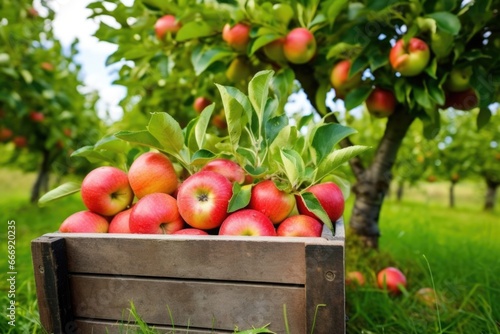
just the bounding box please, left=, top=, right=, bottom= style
left=108, top=207, right=132, bottom=233
left=219, top=209, right=276, bottom=236
left=377, top=267, right=407, bottom=295
left=176, top=171, right=233, bottom=230
left=199, top=158, right=246, bottom=184
left=81, top=166, right=134, bottom=217
left=276, top=215, right=322, bottom=237
left=172, top=228, right=209, bottom=235
left=297, top=182, right=345, bottom=222
left=249, top=179, right=296, bottom=224
left=129, top=193, right=184, bottom=234
left=128, top=152, right=178, bottom=198
left=59, top=211, right=109, bottom=233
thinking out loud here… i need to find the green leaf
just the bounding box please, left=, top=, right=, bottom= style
left=94, top=134, right=130, bottom=152
left=228, top=183, right=253, bottom=213
left=315, top=82, right=330, bottom=116
left=250, top=34, right=281, bottom=56
left=20, top=69, right=33, bottom=84
left=427, top=12, right=461, bottom=35
left=413, top=85, right=433, bottom=110
left=70, top=146, right=116, bottom=164
left=216, top=84, right=247, bottom=149
left=265, top=114, right=289, bottom=145
left=244, top=164, right=268, bottom=178
left=191, top=45, right=235, bottom=75
left=315, top=145, right=370, bottom=182
left=312, top=123, right=357, bottom=164
left=190, top=149, right=217, bottom=165
left=326, top=42, right=357, bottom=60
left=426, top=79, right=445, bottom=106
left=476, top=108, right=492, bottom=130
left=38, top=182, right=81, bottom=206
left=326, top=0, right=349, bottom=24
left=344, top=86, right=372, bottom=111
left=114, top=130, right=164, bottom=151
left=299, top=192, right=332, bottom=230
left=249, top=70, right=274, bottom=125
left=176, top=21, right=215, bottom=41
left=280, top=149, right=305, bottom=187
left=147, top=112, right=185, bottom=155
left=195, top=104, right=215, bottom=149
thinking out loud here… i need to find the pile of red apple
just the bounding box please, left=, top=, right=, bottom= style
left=59, top=152, right=345, bottom=237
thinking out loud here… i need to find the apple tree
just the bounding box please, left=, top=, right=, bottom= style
left=87, top=0, right=500, bottom=248
left=0, top=0, right=104, bottom=202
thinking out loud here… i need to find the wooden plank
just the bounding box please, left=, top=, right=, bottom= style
left=305, top=243, right=345, bottom=334
left=61, top=235, right=310, bottom=284
left=69, top=274, right=306, bottom=332
left=31, top=236, right=74, bottom=333
left=74, top=319, right=234, bottom=333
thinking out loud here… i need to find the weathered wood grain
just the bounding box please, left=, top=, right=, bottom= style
left=73, top=319, right=233, bottom=333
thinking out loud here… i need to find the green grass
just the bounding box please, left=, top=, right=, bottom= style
left=0, top=169, right=498, bottom=333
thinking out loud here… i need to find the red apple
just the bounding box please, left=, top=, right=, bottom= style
left=263, top=37, right=287, bottom=63
left=249, top=180, right=296, bottom=224
left=27, top=7, right=39, bottom=18
left=443, top=88, right=478, bottom=111
left=29, top=111, right=44, bottom=123
left=365, top=88, right=397, bottom=118
left=276, top=215, right=322, bottom=237
left=172, top=228, right=209, bottom=235
left=59, top=211, right=109, bottom=233
left=330, top=60, right=362, bottom=99
left=128, top=152, right=178, bottom=198
left=211, top=109, right=228, bottom=129
left=176, top=171, right=233, bottom=230
left=155, top=15, right=181, bottom=40
left=222, top=23, right=251, bottom=52
left=129, top=193, right=184, bottom=234
left=444, top=67, right=472, bottom=92
left=63, top=128, right=72, bottom=137
left=283, top=28, right=316, bottom=64
left=13, top=136, right=28, bottom=148
left=389, top=37, right=430, bottom=77
left=219, top=209, right=276, bottom=236
left=377, top=267, right=407, bottom=295
left=0, top=128, right=13, bottom=142
left=40, top=62, right=54, bottom=72
left=297, top=182, right=345, bottom=223
left=108, top=207, right=133, bottom=233
left=200, top=158, right=246, bottom=184
left=193, top=97, right=212, bottom=113
left=81, top=166, right=134, bottom=216
left=346, top=271, right=366, bottom=286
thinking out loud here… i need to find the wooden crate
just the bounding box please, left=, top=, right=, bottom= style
left=31, top=220, right=345, bottom=334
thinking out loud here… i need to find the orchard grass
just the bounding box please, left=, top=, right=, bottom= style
left=0, top=169, right=498, bottom=333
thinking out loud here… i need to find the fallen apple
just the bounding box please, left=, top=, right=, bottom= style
left=377, top=267, right=407, bottom=295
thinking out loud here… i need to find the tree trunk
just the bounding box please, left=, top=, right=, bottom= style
left=449, top=181, right=457, bottom=208
left=396, top=180, right=404, bottom=202
left=349, top=108, right=415, bottom=249
left=31, top=149, right=52, bottom=203
left=484, top=178, right=499, bottom=211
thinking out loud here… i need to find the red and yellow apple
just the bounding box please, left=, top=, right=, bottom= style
left=176, top=171, right=233, bottom=230
left=59, top=210, right=109, bottom=233
left=29, top=111, right=44, bottom=123
left=81, top=166, right=134, bottom=216
left=129, top=193, right=184, bottom=234
left=108, top=207, right=133, bottom=233
left=13, top=136, right=28, bottom=148
left=283, top=28, right=316, bottom=64
left=365, top=88, right=397, bottom=118
left=249, top=180, right=296, bottom=224
left=330, top=60, right=362, bottom=99
left=0, top=128, right=13, bottom=142
left=389, top=37, right=430, bottom=76
left=276, top=215, right=322, bottom=237
left=219, top=209, right=276, bottom=236
left=128, top=152, right=178, bottom=198
left=155, top=15, right=181, bottom=40
left=297, top=182, right=345, bottom=223
left=346, top=271, right=366, bottom=287
left=193, top=97, right=212, bottom=114
left=40, top=62, right=54, bottom=72
left=200, top=158, right=246, bottom=184
left=377, top=267, right=407, bottom=295
left=172, top=228, right=209, bottom=235
left=222, top=23, right=251, bottom=52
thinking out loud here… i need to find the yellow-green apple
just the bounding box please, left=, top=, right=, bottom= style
left=176, top=171, right=233, bottom=230
left=108, top=207, right=133, bottom=233
left=276, top=215, right=322, bottom=237
left=222, top=22, right=251, bottom=52
left=415, top=287, right=437, bottom=307
left=193, top=97, right=212, bottom=114
left=0, top=128, right=13, bottom=142
left=129, top=193, right=184, bottom=234
left=172, top=228, right=209, bottom=235
left=283, top=28, right=316, bottom=64
left=59, top=210, right=109, bottom=233
left=81, top=166, right=134, bottom=216
left=13, top=136, right=27, bottom=148
left=444, top=67, right=472, bottom=92
left=226, top=56, right=252, bottom=83
left=297, top=182, right=345, bottom=223
left=200, top=158, right=246, bottom=184
left=263, top=37, right=287, bottom=63
left=155, top=15, right=181, bottom=40
left=377, top=267, right=407, bottom=295
left=330, top=60, right=362, bottom=99
left=128, top=152, right=178, bottom=198
left=443, top=88, right=478, bottom=111
left=249, top=180, right=296, bottom=224
left=29, top=111, right=44, bottom=123
left=365, top=88, right=397, bottom=118
left=346, top=271, right=366, bottom=287
left=389, top=37, right=430, bottom=76
left=219, top=209, right=276, bottom=236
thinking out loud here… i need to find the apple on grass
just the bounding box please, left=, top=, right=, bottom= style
left=346, top=271, right=366, bottom=287
left=128, top=152, right=178, bottom=198
left=330, top=60, right=362, bottom=99
left=81, top=166, right=134, bottom=217
left=377, top=267, right=407, bottom=295
left=249, top=179, right=296, bottom=224
left=415, top=287, right=438, bottom=307
left=176, top=171, right=233, bottom=230
left=297, top=182, right=345, bottom=223
left=365, top=88, right=397, bottom=118
left=155, top=15, right=181, bottom=40
left=129, top=193, right=184, bottom=234
left=222, top=23, right=251, bottom=52
left=276, top=215, right=322, bottom=237
left=200, top=158, right=246, bottom=184
left=219, top=209, right=276, bottom=236
left=389, top=37, right=430, bottom=77
left=172, top=228, right=209, bottom=235
left=108, top=207, right=133, bottom=233
left=59, top=211, right=109, bottom=233
left=283, top=28, right=316, bottom=64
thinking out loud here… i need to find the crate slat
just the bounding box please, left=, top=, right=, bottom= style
left=73, top=319, right=233, bottom=333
